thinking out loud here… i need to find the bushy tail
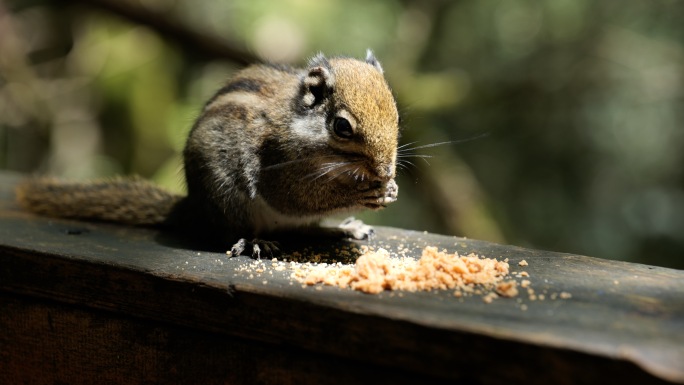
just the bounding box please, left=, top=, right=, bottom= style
left=15, top=177, right=184, bottom=226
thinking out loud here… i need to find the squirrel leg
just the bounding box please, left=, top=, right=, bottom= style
left=337, top=217, right=376, bottom=240
left=297, top=217, right=375, bottom=241
left=267, top=217, right=375, bottom=243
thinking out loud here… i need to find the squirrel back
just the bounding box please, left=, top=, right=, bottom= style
left=15, top=177, right=183, bottom=226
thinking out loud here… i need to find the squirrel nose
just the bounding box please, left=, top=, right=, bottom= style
left=374, top=163, right=395, bottom=181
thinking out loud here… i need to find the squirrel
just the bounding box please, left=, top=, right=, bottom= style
left=15, top=50, right=400, bottom=258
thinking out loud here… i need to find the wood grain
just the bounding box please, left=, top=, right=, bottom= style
left=1, top=171, right=682, bottom=384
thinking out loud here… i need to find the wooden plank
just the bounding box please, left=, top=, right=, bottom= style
left=1, top=171, right=683, bottom=384
left=0, top=292, right=440, bottom=385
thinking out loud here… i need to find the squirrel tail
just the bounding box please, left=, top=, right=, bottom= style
left=15, top=176, right=184, bottom=226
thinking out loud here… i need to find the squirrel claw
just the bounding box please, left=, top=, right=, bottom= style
left=339, top=217, right=375, bottom=240
left=229, top=238, right=280, bottom=259
left=255, top=239, right=280, bottom=259
left=230, top=238, right=247, bottom=257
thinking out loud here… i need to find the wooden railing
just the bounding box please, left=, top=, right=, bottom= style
left=1, top=172, right=682, bottom=385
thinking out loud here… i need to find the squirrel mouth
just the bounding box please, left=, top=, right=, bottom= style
left=362, top=195, right=396, bottom=210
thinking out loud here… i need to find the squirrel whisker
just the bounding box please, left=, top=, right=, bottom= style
left=319, top=160, right=366, bottom=185
left=397, top=132, right=490, bottom=154
left=261, top=154, right=340, bottom=171
left=307, top=161, right=354, bottom=182
left=396, top=159, right=417, bottom=172
left=397, top=141, right=419, bottom=150
left=397, top=153, right=432, bottom=166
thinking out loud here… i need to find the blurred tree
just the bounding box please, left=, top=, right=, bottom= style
left=1, top=0, right=683, bottom=269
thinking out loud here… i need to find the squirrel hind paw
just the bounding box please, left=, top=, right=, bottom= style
left=338, top=217, right=375, bottom=240
left=230, top=238, right=281, bottom=259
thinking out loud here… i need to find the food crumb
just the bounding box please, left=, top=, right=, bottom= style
left=495, top=280, right=519, bottom=297
left=482, top=292, right=498, bottom=303
left=293, top=246, right=513, bottom=297
left=518, top=260, right=528, bottom=267
left=559, top=291, right=572, bottom=299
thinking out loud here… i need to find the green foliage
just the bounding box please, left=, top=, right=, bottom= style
left=1, top=0, right=683, bottom=268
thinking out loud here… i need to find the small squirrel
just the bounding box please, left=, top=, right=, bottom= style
left=16, top=50, right=400, bottom=257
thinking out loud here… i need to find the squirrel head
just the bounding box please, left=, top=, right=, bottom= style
left=295, top=50, right=399, bottom=182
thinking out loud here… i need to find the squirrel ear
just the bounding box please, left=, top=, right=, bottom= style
left=302, top=53, right=335, bottom=108
left=308, top=52, right=331, bottom=69
left=365, top=49, right=383, bottom=74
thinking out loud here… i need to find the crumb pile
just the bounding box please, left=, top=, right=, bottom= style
left=292, top=246, right=515, bottom=295
left=227, top=242, right=573, bottom=307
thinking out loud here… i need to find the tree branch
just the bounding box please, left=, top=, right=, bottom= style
left=55, top=0, right=259, bottom=65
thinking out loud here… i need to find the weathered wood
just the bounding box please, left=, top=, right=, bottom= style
left=1, top=171, right=683, bottom=384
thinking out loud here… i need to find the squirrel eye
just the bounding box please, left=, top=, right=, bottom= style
left=333, top=117, right=353, bottom=139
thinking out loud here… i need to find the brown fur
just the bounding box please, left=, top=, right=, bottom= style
left=16, top=177, right=182, bottom=225
left=16, top=52, right=400, bottom=253
left=330, top=57, right=398, bottom=178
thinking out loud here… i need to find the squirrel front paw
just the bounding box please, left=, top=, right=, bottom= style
left=381, top=179, right=398, bottom=203
left=359, top=179, right=398, bottom=209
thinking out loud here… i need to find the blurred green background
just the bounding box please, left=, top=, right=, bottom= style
left=2, top=0, right=683, bottom=268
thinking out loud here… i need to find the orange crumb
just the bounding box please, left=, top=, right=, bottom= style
left=483, top=292, right=498, bottom=303
left=496, top=280, right=519, bottom=297
left=294, top=246, right=513, bottom=296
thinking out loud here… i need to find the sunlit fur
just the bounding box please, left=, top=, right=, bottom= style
left=182, top=51, right=399, bottom=241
